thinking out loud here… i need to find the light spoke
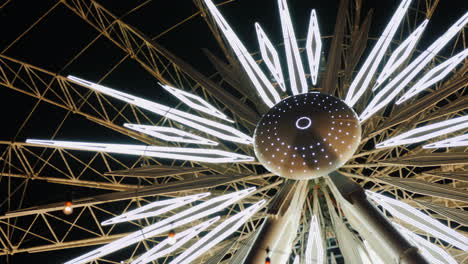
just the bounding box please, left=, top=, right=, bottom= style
left=366, top=191, right=468, bottom=251
left=305, top=215, right=324, bottom=264
left=396, top=48, right=468, bottom=104
left=374, top=20, right=428, bottom=89
left=64, top=188, right=256, bottom=264
left=124, top=124, right=218, bottom=146
left=160, top=83, right=233, bottom=122
left=255, top=23, right=286, bottom=91
left=306, top=9, right=322, bottom=86
left=394, top=223, right=457, bottom=264
left=344, top=0, right=412, bottom=107
left=68, top=75, right=253, bottom=144
left=101, top=193, right=210, bottom=226
left=359, top=13, right=468, bottom=121
left=26, top=139, right=255, bottom=163
left=203, top=0, right=281, bottom=107
left=375, top=115, right=468, bottom=148
left=132, top=217, right=219, bottom=264
left=278, top=0, right=308, bottom=95
left=423, top=133, right=468, bottom=148
left=169, top=199, right=266, bottom=263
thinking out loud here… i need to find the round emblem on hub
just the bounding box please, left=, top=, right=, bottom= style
left=253, top=92, right=361, bottom=180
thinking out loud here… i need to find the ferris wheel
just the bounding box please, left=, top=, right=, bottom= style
left=0, top=0, right=467, bottom=263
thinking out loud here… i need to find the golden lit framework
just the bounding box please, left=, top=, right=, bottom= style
left=0, top=0, right=467, bottom=263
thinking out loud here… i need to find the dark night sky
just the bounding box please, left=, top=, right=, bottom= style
left=0, top=0, right=466, bottom=263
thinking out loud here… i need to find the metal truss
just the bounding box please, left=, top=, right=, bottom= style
left=0, top=0, right=466, bottom=263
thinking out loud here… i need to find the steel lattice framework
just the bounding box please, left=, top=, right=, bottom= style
left=0, top=0, right=466, bottom=263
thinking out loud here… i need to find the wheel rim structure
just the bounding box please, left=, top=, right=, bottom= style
left=0, top=0, right=467, bottom=264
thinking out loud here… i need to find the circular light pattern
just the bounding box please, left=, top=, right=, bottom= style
left=296, top=116, right=312, bottom=129
left=253, top=92, right=361, bottom=180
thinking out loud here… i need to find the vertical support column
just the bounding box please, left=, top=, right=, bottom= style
left=244, top=180, right=308, bottom=264
left=328, top=172, right=429, bottom=264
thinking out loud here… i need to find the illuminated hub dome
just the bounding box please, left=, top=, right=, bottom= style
left=254, top=92, right=361, bottom=180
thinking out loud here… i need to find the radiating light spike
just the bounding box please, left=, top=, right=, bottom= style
left=101, top=193, right=210, bottom=226
left=203, top=0, right=281, bottom=107
left=293, top=255, right=300, bottom=264
left=255, top=23, right=286, bottom=91
left=374, top=20, right=429, bottom=89
left=124, top=124, right=218, bottom=146
left=375, top=115, right=468, bottom=148
left=169, top=200, right=266, bottom=264
left=159, top=83, right=233, bottom=122
left=26, top=139, right=254, bottom=163
left=423, top=133, right=468, bottom=148
left=67, top=75, right=252, bottom=144
left=360, top=12, right=468, bottom=122
left=397, top=48, right=468, bottom=104
left=278, top=0, right=309, bottom=94
left=131, top=217, right=219, bottom=264
left=366, top=191, right=468, bottom=251
left=394, top=223, right=458, bottom=264
left=305, top=215, right=324, bottom=264
left=306, top=9, right=322, bottom=86
left=64, top=188, right=256, bottom=264
left=362, top=240, right=385, bottom=264
left=344, top=0, right=412, bottom=107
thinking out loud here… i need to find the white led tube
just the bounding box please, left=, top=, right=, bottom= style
left=124, top=124, right=218, bottom=146
left=278, top=0, right=308, bottom=95
left=255, top=23, right=286, bottom=92
left=397, top=48, right=468, bottom=104
left=423, top=133, right=468, bottom=149
left=366, top=191, right=468, bottom=251
left=345, top=0, right=412, bottom=107
left=169, top=199, right=265, bottom=264
left=203, top=0, right=281, bottom=107
left=131, top=217, right=219, bottom=264
left=306, top=9, right=322, bottom=86
left=305, top=215, right=324, bottom=264
left=101, top=192, right=210, bottom=226
left=64, top=188, right=256, bottom=264
left=375, top=115, right=468, bottom=148
left=360, top=12, right=468, bottom=122
left=374, top=20, right=428, bottom=89
left=67, top=75, right=253, bottom=144
left=160, top=83, right=233, bottom=122
left=394, top=223, right=457, bottom=264
left=26, top=139, right=254, bottom=163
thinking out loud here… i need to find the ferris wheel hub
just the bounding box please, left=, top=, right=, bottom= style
left=253, top=92, right=361, bottom=180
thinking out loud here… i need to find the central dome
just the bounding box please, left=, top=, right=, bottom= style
left=253, top=92, right=361, bottom=180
